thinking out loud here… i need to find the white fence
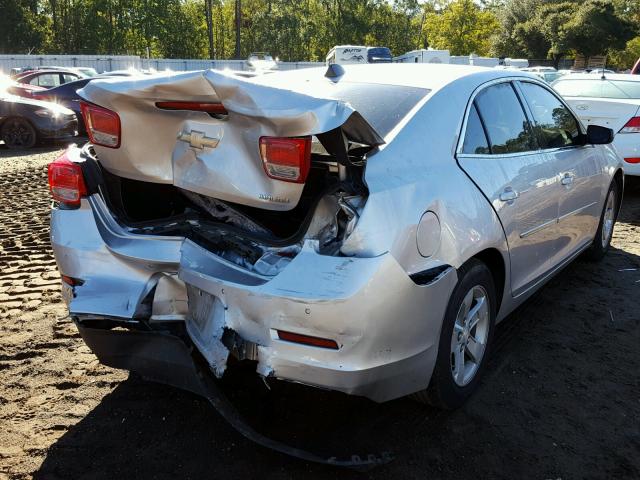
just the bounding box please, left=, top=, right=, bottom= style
left=0, top=54, right=324, bottom=73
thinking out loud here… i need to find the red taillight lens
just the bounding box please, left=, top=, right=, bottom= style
left=155, top=101, right=228, bottom=114
left=80, top=101, right=121, bottom=148
left=48, top=150, right=87, bottom=207
left=276, top=330, right=339, bottom=349
left=259, top=136, right=311, bottom=183
left=624, top=157, right=640, bottom=164
left=620, top=117, right=640, bottom=134
left=61, top=275, right=84, bottom=286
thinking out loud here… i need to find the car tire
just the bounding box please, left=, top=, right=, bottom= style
left=585, top=180, right=619, bottom=262
left=413, top=259, right=496, bottom=409
left=1, top=117, right=37, bottom=149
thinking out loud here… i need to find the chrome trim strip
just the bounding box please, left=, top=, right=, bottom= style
left=457, top=150, right=540, bottom=160
left=558, top=201, right=598, bottom=222
left=519, top=218, right=557, bottom=238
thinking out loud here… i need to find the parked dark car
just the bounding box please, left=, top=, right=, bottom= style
left=632, top=57, right=640, bottom=75
left=1, top=85, right=78, bottom=148
left=31, top=78, right=93, bottom=133
left=14, top=69, right=85, bottom=88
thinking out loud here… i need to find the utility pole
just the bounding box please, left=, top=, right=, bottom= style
left=205, top=0, right=214, bottom=59
left=234, top=0, right=241, bottom=59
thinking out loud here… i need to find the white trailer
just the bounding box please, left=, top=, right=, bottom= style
left=393, top=49, right=451, bottom=64
left=325, top=45, right=392, bottom=65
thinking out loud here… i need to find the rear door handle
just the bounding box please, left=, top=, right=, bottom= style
left=560, top=173, right=574, bottom=186
left=499, top=187, right=519, bottom=203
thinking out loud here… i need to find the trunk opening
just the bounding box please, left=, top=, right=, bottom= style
left=84, top=142, right=371, bottom=276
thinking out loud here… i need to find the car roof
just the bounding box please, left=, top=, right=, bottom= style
left=255, top=63, right=539, bottom=92
left=555, top=73, right=640, bottom=82
left=21, top=69, right=80, bottom=76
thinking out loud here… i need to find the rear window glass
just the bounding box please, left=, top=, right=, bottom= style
left=553, top=79, right=640, bottom=99
left=324, top=83, right=429, bottom=137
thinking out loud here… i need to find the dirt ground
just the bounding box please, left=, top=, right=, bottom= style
left=0, top=144, right=639, bottom=480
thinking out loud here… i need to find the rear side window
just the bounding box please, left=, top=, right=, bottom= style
left=62, top=74, right=77, bottom=84
left=520, top=82, right=580, bottom=149
left=553, top=79, right=640, bottom=99
left=31, top=73, right=60, bottom=88
left=474, top=83, right=537, bottom=154
left=462, top=104, right=490, bottom=154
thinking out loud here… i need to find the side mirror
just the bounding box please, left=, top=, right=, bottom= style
left=586, top=124, right=614, bottom=145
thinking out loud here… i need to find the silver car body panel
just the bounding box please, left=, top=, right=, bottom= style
left=52, top=64, right=623, bottom=401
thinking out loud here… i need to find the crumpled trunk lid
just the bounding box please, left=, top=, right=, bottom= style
left=78, top=69, right=382, bottom=211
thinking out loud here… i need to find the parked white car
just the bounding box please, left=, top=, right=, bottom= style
left=521, top=67, right=562, bottom=84
left=553, top=74, right=640, bottom=174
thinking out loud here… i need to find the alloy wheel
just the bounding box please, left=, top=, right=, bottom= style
left=450, top=285, right=490, bottom=387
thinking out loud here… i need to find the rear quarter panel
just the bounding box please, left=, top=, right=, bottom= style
left=341, top=76, right=511, bottom=310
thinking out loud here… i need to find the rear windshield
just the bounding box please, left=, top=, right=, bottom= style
left=323, top=83, right=429, bottom=137
left=553, top=79, right=640, bottom=99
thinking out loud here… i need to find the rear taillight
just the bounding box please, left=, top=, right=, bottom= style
left=48, top=150, right=87, bottom=207
left=155, top=101, right=228, bottom=114
left=619, top=117, right=640, bottom=134
left=624, top=157, right=640, bottom=164
left=80, top=101, right=121, bottom=148
left=259, top=136, right=311, bottom=183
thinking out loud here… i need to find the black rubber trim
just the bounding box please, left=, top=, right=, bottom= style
left=409, top=265, right=453, bottom=285
left=74, top=320, right=393, bottom=470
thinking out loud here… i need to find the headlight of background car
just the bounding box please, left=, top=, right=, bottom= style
left=34, top=109, right=60, bottom=118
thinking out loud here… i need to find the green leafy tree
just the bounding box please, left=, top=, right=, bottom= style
left=568, top=0, right=635, bottom=58
left=424, top=0, right=499, bottom=56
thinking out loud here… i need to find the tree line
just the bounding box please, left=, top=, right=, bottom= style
left=1, top=0, right=638, bottom=69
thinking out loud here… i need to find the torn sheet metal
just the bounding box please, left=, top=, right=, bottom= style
left=78, top=69, right=382, bottom=211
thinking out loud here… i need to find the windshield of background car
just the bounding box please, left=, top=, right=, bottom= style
left=367, top=48, right=393, bottom=63
left=554, top=79, right=640, bottom=99
left=322, top=82, right=429, bottom=137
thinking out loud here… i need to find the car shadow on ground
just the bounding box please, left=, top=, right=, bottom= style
left=34, top=182, right=640, bottom=480
left=0, top=138, right=87, bottom=158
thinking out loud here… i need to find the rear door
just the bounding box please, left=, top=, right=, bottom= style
left=517, top=81, right=603, bottom=261
left=457, top=80, right=561, bottom=296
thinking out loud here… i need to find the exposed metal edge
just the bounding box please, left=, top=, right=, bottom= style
left=88, top=194, right=183, bottom=264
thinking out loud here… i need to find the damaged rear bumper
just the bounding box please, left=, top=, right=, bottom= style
left=51, top=195, right=457, bottom=403
left=75, top=319, right=392, bottom=469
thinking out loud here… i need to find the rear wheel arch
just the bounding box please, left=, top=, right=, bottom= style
left=467, top=248, right=506, bottom=314
left=613, top=169, right=623, bottom=217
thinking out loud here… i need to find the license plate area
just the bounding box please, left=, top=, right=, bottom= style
left=185, top=284, right=229, bottom=376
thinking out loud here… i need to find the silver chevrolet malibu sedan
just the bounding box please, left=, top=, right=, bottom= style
left=49, top=64, right=622, bottom=412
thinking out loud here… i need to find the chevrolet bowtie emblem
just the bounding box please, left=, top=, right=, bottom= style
left=177, top=130, right=220, bottom=149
